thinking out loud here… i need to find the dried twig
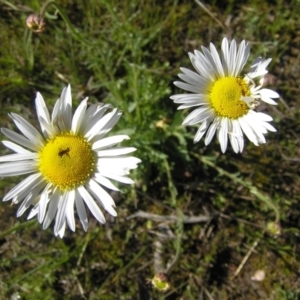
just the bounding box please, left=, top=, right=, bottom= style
left=153, top=224, right=175, bottom=273
left=194, top=0, right=227, bottom=30
left=279, top=148, right=300, bottom=162
left=219, top=213, right=264, bottom=229
left=231, top=239, right=260, bottom=280
left=203, top=286, right=215, bottom=300
left=127, top=210, right=211, bottom=223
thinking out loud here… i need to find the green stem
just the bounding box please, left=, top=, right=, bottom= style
left=97, top=246, right=147, bottom=292
left=131, top=64, right=141, bottom=124
left=0, top=220, right=36, bottom=239
left=166, top=209, right=183, bottom=274
left=39, top=1, right=93, bottom=44
left=163, top=157, right=177, bottom=206
left=193, top=154, right=280, bottom=223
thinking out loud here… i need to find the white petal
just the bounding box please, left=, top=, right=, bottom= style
left=86, top=103, right=110, bottom=118
left=75, top=189, right=88, bottom=231
left=183, top=107, right=212, bottom=125
left=92, top=135, right=130, bottom=150
left=180, top=67, right=208, bottom=87
left=78, top=186, right=105, bottom=224
left=218, top=118, right=229, bottom=153
left=85, top=103, right=101, bottom=118
left=86, top=179, right=117, bottom=217
left=229, top=120, right=244, bottom=153
left=228, top=39, right=237, bottom=74
left=54, top=192, right=68, bottom=236
left=38, top=116, right=58, bottom=138
left=81, top=104, right=111, bottom=134
left=238, top=117, right=258, bottom=145
left=57, top=221, right=66, bottom=238
left=234, top=40, right=250, bottom=76
left=0, top=161, right=36, bottom=177
left=205, top=118, right=219, bottom=145
left=2, top=141, right=32, bottom=154
left=51, top=97, right=61, bottom=125
left=27, top=202, right=39, bottom=219
left=94, top=174, right=120, bottom=191
left=71, top=97, right=88, bottom=134
left=256, top=112, right=273, bottom=122
left=97, top=147, right=136, bottom=157
left=43, top=188, right=60, bottom=229
left=171, top=94, right=208, bottom=110
left=177, top=103, right=206, bottom=110
left=194, top=119, right=209, bottom=143
left=35, top=92, right=51, bottom=137
left=98, top=172, right=135, bottom=185
left=9, top=113, right=44, bottom=148
left=60, top=85, right=73, bottom=130
left=221, top=38, right=229, bottom=74
left=52, top=85, right=73, bottom=132
left=17, top=194, right=36, bottom=217
left=260, top=121, right=276, bottom=132
left=191, top=52, right=216, bottom=81
left=10, top=175, right=42, bottom=204
left=0, top=153, right=38, bottom=162
left=173, top=81, right=200, bottom=93
left=171, top=93, right=207, bottom=104
left=209, top=42, right=224, bottom=77
left=65, top=190, right=75, bottom=232
left=92, top=110, right=122, bottom=142
left=184, top=108, right=213, bottom=125
left=38, top=184, right=51, bottom=223
left=201, top=47, right=220, bottom=78
left=16, top=181, right=45, bottom=217
left=248, top=110, right=276, bottom=133
left=248, top=58, right=271, bottom=78
left=85, top=108, right=120, bottom=141
left=228, top=128, right=239, bottom=154
left=97, top=157, right=141, bottom=174
left=249, top=57, right=263, bottom=73
left=260, top=96, right=277, bottom=105
left=243, top=114, right=266, bottom=144
left=261, top=89, right=279, bottom=98
left=1, top=128, right=39, bottom=151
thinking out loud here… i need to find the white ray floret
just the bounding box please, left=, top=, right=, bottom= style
left=171, top=37, right=279, bottom=153
left=0, top=85, right=141, bottom=238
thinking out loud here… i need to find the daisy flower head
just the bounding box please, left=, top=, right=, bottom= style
left=171, top=37, right=279, bottom=153
left=0, top=85, right=141, bottom=238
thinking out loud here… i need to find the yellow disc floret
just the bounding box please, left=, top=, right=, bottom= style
left=209, top=77, right=251, bottom=119
left=38, top=133, right=95, bottom=191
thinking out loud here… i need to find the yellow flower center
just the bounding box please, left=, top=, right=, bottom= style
left=209, top=77, right=250, bottom=119
left=38, top=133, right=96, bottom=191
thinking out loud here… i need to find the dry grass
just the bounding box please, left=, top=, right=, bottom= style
left=0, top=0, right=300, bottom=299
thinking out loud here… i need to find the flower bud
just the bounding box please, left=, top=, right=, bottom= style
left=151, top=272, right=171, bottom=292
left=267, top=221, right=281, bottom=236
left=26, top=14, right=45, bottom=33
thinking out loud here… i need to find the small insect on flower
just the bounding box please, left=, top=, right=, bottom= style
left=58, top=148, right=70, bottom=157
left=171, top=37, right=279, bottom=153
left=0, top=85, right=141, bottom=238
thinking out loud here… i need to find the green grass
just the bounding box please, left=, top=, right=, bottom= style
left=0, top=0, right=300, bottom=299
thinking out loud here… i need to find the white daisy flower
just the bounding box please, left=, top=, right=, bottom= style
left=0, top=85, right=141, bottom=238
left=171, top=37, right=279, bottom=153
